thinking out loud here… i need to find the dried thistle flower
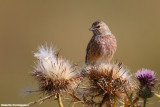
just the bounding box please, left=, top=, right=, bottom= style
left=83, top=62, right=135, bottom=106
left=32, top=45, right=80, bottom=95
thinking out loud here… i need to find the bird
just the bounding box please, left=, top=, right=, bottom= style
left=85, top=21, right=117, bottom=65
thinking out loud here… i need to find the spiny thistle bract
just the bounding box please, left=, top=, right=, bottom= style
left=32, top=45, right=80, bottom=95
left=83, top=62, right=135, bottom=106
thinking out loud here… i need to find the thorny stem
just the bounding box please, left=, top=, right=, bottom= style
left=69, top=93, right=82, bottom=102
left=143, top=98, right=147, bottom=107
left=69, top=92, right=99, bottom=105
left=28, top=94, right=54, bottom=106
left=57, top=94, right=63, bottom=107
left=133, top=97, right=139, bottom=104
left=100, top=94, right=111, bottom=107
left=123, top=87, right=135, bottom=107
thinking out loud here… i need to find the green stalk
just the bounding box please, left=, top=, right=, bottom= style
left=143, top=98, right=147, bottom=107
left=57, top=94, right=63, bottom=107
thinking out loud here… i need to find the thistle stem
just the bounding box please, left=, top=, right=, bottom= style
left=143, top=98, right=147, bottom=107
left=57, top=94, right=63, bottom=107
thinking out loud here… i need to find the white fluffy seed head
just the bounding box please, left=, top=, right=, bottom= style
left=34, top=45, right=78, bottom=81
left=34, top=45, right=55, bottom=60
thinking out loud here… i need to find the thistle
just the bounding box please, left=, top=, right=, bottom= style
left=136, top=68, right=156, bottom=87
left=83, top=62, right=135, bottom=106
left=31, top=45, right=80, bottom=106
left=135, top=68, right=156, bottom=107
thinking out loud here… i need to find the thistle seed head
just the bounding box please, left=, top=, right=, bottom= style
left=32, top=45, right=80, bottom=95
left=83, top=62, right=135, bottom=102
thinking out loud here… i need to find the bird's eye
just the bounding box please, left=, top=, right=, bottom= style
left=96, top=26, right=100, bottom=28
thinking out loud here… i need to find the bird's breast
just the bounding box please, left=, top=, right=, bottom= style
left=95, top=35, right=117, bottom=60
left=86, top=34, right=117, bottom=64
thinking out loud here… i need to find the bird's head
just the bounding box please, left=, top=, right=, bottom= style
left=89, top=21, right=111, bottom=36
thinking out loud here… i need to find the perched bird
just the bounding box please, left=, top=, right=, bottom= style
left=85, top=21, right=117, bottom=65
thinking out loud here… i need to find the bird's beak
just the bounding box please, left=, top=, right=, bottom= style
left=89, top=27, right=94, bottom=31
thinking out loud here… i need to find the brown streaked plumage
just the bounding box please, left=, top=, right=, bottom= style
left=85, top=21, right=117, bottom=64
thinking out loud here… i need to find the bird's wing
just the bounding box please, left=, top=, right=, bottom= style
left=85, top=38, right=93, bottom=64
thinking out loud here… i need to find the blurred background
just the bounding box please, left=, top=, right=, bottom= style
left=0, top=0, right=160, bottom=107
